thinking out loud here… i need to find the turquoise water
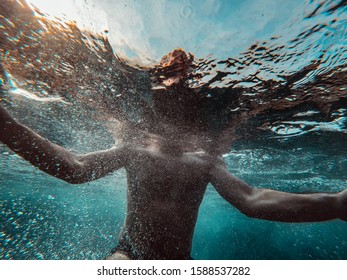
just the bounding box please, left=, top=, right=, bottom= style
left=2, top=135, right=347, bottom=259
left=1, top=0, right=347, bottom=259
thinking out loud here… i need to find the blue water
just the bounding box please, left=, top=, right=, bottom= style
left=2, top=136, right=347, bottom=259
left=1, top=0, right=347, bottom=259
left=1, top=113, right=347, bottom=259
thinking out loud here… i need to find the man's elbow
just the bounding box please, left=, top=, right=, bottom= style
left=239, top=190, right=281, bottom=221
left=238, top=191, right=264, bottom=219
left=239, top=203, right=258, bottom=219
left=55, top=164, right=88, bottom=184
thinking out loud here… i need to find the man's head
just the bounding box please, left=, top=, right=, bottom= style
left=159, top=48, right=193, bottom=68
left=152, top=48, right=194, bottom=86
left=111, top=48, right=234, bottom=156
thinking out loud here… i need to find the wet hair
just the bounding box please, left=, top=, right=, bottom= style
left=151, top=48, right=194, bottom=86
left=159, top=48, right=194, bottom=68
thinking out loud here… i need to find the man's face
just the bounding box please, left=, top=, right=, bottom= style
left=162, top=75, right=183, bottom=86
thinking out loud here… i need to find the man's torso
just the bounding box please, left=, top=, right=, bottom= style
left=119, top=143, right=211, bottom=259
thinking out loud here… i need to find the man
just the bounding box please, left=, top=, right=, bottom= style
left=1, top=50, right=346, bottom=260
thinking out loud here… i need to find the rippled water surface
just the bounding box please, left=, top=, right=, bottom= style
left=1, top=0, right=347, bottom=259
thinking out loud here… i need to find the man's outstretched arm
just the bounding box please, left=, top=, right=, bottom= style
left=1, top=106, right=127, bottom=184
left=209, top=161, right=346, bottom=222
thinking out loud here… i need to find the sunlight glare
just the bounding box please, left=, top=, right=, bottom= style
left=26, top=0, right=108, bottom=34
left=26, top=0, right=77, bottom=19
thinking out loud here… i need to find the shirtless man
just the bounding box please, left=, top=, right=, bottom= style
left=1, top=104, right=347, bottom=260
left=1, top=50, right=347, bottom=259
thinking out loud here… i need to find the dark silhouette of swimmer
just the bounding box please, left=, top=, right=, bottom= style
left=1, top=49, right=347, bottom=260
